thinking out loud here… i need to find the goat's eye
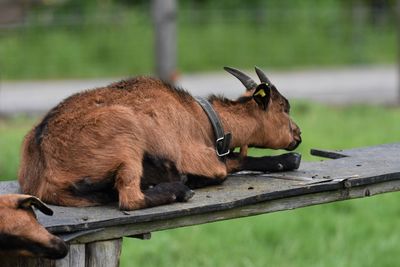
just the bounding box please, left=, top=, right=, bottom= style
left=283, top=105, right=290, bottom=114
left=279, top=102, right=288, bottom=112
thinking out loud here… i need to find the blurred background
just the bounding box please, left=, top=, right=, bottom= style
left=0, top=0, right=400, bottom=266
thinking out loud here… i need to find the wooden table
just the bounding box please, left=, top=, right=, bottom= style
left=2, top=143, right=400, bottom=266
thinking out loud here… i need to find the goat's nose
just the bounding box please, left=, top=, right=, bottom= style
left=297, top=136, right=302, bottom=144
left=47, top=237, right=68, bottom=259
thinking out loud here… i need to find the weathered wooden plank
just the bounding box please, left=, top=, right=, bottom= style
left=34, top=176, right=347, bottom=234
left=0, top=143, right=399, bottom=241
left=310, top=148, right=348, bottom=159
left=317, top=142, right=400, bottom=158
left=128, top=232, right=152, bottom=240
left=2, top=177, right=336, bottom=233
left=0, top=180, right=20, bottom=193
left=85, top=239, right=122, bottom=267
left=72, top=178, right=400, bottom=243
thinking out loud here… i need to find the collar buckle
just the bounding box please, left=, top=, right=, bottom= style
left=216, top=133, right=232, bottom=157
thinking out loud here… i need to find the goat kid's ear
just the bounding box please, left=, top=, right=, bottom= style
left=253, top=83, right=271, bottom=110
left=18, top=196, right=54, bottom=216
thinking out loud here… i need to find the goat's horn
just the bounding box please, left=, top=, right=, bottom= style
left=255, top=66, right=272, bottom=85
left=224, top=66, right=258, bottom=91
left=18, top=196, right=54, bottom=216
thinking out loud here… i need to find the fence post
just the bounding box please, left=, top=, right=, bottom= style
left=151, top=0, right=177, bottom=84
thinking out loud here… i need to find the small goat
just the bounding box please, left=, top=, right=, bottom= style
left=0, top=194, right=68, bottom=259
left=18, top=67, right=302, bottom=210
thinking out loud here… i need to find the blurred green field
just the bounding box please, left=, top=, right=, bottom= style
left=0, top=1, right=396, bottom=80
left=1, top=102, right=400, bottom=266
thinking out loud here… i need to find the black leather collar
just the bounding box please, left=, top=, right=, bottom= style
left=195, top=97, right=232, bottom=158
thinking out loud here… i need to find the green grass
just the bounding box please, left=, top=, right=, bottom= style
left=120, top=192, right=400, bottom=267
left=0, top=117, right=33, bottom=180
left=0, top=4, right=396, bottom=80
left=1, top=102, right=400, bottom=267
left=0, top=19, right=154, bottom=80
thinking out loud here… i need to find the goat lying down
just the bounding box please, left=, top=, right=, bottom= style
left=0, top=194, right=68, bottom=259
left=18, top=67, right=302, bottom=211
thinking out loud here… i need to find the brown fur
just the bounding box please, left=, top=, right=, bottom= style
left=0, top=194, right=68, bottom=259
left=18, top=75, right=301, bottom=210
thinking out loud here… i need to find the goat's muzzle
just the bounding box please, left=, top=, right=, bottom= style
left=43, top=237, right=68, bottom=259
left=286, top=137, right=302, bottom=151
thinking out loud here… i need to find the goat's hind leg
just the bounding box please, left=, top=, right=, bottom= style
left=115, top=160, right=147, bottom=210
left=116, top=159, right=194, bottom=211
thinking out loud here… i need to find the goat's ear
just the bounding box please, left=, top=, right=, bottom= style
left=253, top=83, right=271, bottom=110
left=18, top=196, right=54, bottom=216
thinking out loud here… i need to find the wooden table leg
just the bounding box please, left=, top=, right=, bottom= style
left=56, top=243, right=86, bottom=267
left=85, top=239, right=123, bottom=267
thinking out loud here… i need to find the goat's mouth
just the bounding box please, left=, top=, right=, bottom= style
left=285, top=139, right=301, bottom=151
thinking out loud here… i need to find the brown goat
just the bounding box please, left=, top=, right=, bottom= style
left=18, top=67, right=302, bottom=210
left=0, top=194, right=68, bottom=259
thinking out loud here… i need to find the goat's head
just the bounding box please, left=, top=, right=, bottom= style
left=225, top=66, right=302, bottom=151
left=0, top=194, right=68, bottom=259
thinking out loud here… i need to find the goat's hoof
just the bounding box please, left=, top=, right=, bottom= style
left=279, top=152, right=302, bottom=171
left=174, top=184, right=195, bottom=202
left=180, top=189, right=195, bottom=202
left=288, top=152, right=302, bottom=170
left=155, top=182, right=195, bottom=202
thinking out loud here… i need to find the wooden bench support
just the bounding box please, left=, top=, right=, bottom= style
left=59, top=243, right=86, bottom=267
left=86, top=239, right=122, bottom=267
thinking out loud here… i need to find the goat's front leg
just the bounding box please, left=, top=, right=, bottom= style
left=227, top=152, right=302, bottom=173
left=179, top=145, right=228, bottom=189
